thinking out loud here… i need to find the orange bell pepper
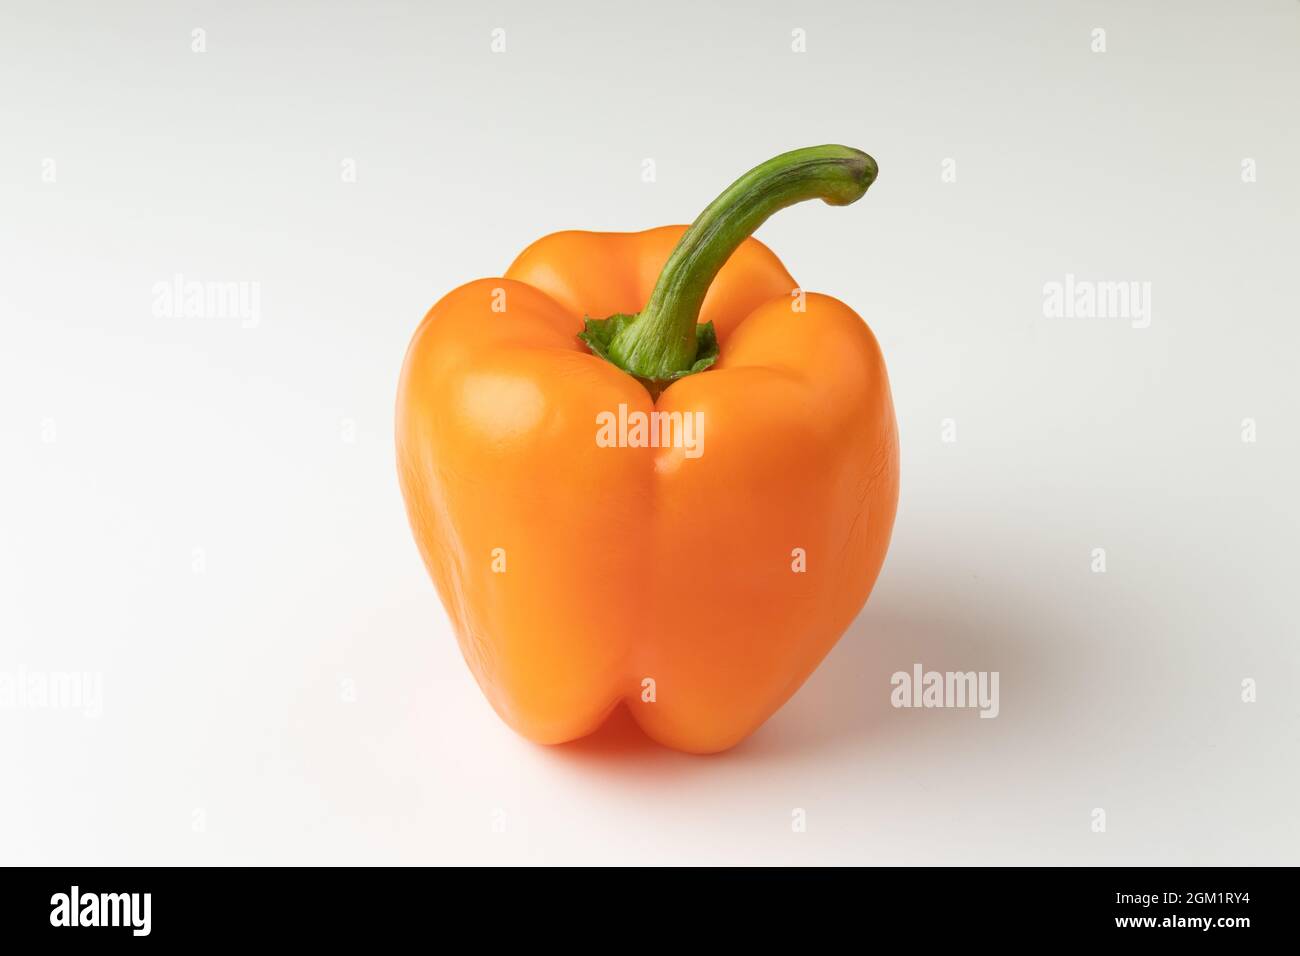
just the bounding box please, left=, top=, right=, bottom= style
left=396, top=145, right=899, bottom=753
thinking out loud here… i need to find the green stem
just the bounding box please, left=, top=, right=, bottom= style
left=605, top=144, right=878, bottom=382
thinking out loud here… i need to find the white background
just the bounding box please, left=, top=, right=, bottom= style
left=2, top=1, right=1297, bottom=864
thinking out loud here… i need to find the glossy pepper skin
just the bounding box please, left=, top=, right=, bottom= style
left=397, top=146, right=899, bottom=753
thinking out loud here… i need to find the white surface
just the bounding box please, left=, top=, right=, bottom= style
left=1, top=0, right=1297, bottom=865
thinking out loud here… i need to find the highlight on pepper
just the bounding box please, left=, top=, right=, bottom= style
left=396, top=145, right=899, bottom=753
